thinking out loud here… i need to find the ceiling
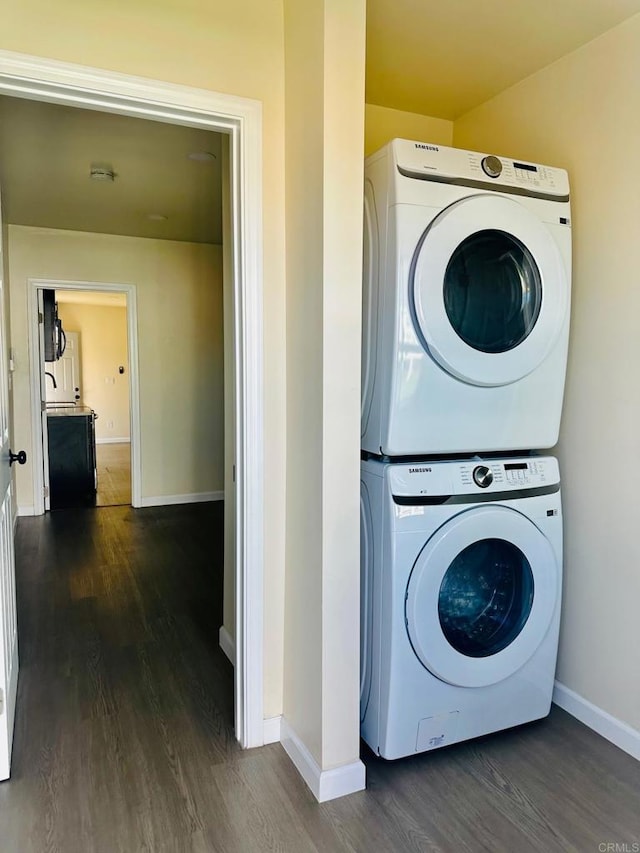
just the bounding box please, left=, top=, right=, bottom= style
left=0, top=96, right=223, bottom=244
left=366, top=0, right=640, bottom=119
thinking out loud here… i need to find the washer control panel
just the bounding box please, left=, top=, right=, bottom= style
left=387, top=456, right=560, bottom=499
left=459, top=457, right=557, bottom=491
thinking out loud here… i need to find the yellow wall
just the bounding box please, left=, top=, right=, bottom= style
left=364, top=103, right=453, bottom=157
left=283, top=0, right=366, bottom=771
left=0, top=0, right=286, bottom=718
left=57, top=302, right=130, bottom=442
left=8, top=225, right=224, bottom=506
left=454, top=13, right=640, bottom=732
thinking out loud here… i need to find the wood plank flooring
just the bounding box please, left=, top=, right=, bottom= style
left=2, top=503, right=640, bottom=852
left=95, top=442, right=132, bottom=506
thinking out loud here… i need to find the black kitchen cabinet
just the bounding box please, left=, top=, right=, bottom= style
left=47, top=408, right=97, bottom=509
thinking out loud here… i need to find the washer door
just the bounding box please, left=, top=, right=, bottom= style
left=405, top=505, right=559, bottom=687
left=411, top=194, right=569, bottom=387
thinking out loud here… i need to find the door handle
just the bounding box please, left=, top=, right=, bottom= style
left=9, top=450, right=27, bottom=466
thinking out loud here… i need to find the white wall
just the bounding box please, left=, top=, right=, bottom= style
left=8, top=225, right=224, bottom=508
left=365, top=103, right=453, bottom=156
left=57, top=302, right=130, bottom=442
left=454, top=13, right=640, bottom=733
left=283, top=0, right=365, bottom=778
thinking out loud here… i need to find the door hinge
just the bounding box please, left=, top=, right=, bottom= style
left=232, top=464, right=236, bottom=483
left=38, top=311, right=43, bottom=324
left=0, top=688, right=4, bottom=716
left=41, top=401, right=46, bottom=413
left=43, top=486, right=49, bottom=499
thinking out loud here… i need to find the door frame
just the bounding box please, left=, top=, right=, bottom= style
left=0, top=50, right=265, bottom=749
left=28, top=280, right=141, bottom=511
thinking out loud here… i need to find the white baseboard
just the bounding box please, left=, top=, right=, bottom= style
left=139, top=491, right=224, bottom=507
left=17, top=505, right=36, bottom=517
left=553, top=680, right=640, bottom=761
left=280, top=718, right=366, bottom=803
left=219, top=625, right=235, bottom=666
left=263, top=715, right=282, bottom=745
left=96, top=437, right=131, bottom=445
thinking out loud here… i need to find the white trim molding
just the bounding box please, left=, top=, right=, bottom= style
left=280, top=719, right=366, bottom=803
left=553, top=681, right=640, bottom=762
left=95, top=437, right=131, bottom=445
left=218, top=626, right=236, bottom=665
left=263, top=716, right=282, bottom=745
left=17, top=506, right=36, bottom=517
left=140, top=491, right=224, bottom=508
left=0, top=49, right=265, bottom=751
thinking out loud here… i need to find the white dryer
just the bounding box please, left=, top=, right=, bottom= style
left=361, top=139, right=572, bottom=456
left=360, top=455, right=562, bottom=760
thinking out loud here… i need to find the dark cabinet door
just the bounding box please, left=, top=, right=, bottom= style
left=47, top=414, right=97, bottom=508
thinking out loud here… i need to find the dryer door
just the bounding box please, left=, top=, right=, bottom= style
left=410, top=194, right=569, bottom=387
left=405, top=505, right=559, bottom=687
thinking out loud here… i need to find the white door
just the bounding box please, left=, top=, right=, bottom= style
left=0, top=190, right=19, bottom=780
left=411, top=194, right=570, bottom=387
left=45, top=331, right=81, bottom=405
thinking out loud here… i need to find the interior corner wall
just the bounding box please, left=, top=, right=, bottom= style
left=453, top=13, right=640, bottom=733
left=8, top=225, right=224, bottom=507
left=1, top=0, right=287, bottom=720
left=364, top=103, right=453, bottom=156
left=57, top=302, right=129, bottom=442
left=284, top=0, right=365, bottom=774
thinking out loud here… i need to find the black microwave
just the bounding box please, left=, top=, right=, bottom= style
left=43, top=289, right=67, bottom=362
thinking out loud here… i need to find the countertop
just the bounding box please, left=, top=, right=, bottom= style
left=46, top=406, right=96, bottom=418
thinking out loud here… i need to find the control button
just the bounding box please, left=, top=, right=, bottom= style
left=472, top=465, right=494, bottom=488
left=481, top=155, right=502, bottom=178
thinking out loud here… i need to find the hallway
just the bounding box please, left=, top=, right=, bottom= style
left=3, top=502, right=239, bottom=851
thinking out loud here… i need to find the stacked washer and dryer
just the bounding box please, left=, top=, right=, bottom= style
left=360, top=139, right=571, bottom=759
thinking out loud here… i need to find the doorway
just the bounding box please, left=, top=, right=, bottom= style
left=0, top=51, right=265, bottom=753
left=34, top=285, right=135, bottom=510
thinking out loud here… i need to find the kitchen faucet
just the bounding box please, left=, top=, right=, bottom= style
left=44, top=371, right=57, bottom=389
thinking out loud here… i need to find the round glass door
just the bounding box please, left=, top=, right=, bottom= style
left=405, top=506, right=559, bottom=687
left=411, top=194, right=569, bottom=387
left=444, top=230, right=542, bottom=354
left=438, top=538, right=534, bottom=658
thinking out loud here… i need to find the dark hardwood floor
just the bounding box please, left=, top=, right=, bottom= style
left=2, top=503, right=639, bottom=852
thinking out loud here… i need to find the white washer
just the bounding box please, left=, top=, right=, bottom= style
left=360, top=455, right=562, bottom=759
left=361, top=139, right=572, bottom=456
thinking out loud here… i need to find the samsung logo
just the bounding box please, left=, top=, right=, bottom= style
left=415, top=144, right=439, bottom=152
left=409, top=467, right=432, bottom=474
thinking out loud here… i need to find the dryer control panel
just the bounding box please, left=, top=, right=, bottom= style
left=388, top=456, right=560, bottom=499
left=392, top=138, right=570, bottom=201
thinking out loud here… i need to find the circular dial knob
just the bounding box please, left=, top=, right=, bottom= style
left=481, top=155, right=502, bottom=178
left=473, top=465, right=493, bottom=488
